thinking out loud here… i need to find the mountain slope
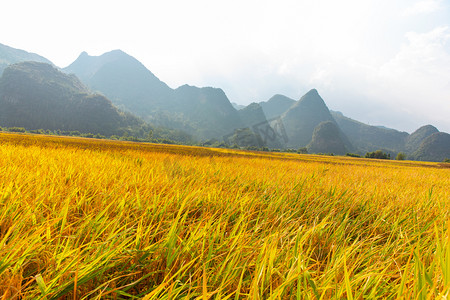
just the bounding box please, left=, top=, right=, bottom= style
left=281, top=89, right=337, bottom=148
left=170, top=85, right=244, bottom=139
left=0, top=43, right=52, bottom=75
left=64, top=50, right=172, bottom=115
left=405, top=125, right=439, bottom=153
left=307, top=121, right=349, bottom=155
left=259, top=94, right=296, bottom=119
left=238, top=103, right=267, bottom=128
left=232, top=102, right=246, bottom=110
left=0, top=62, right=143, bottom=136
left=411, top=132, right=450, bottom=162
left=64, top=50, right=245, bottom=140
left=331, top=111, right=409, bottom=153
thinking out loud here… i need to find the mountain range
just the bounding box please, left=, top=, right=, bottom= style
left=0, top=43, right=449, bottom=162
left=64, top=50, right=244, bottom=140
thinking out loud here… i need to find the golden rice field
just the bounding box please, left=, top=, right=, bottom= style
left=0, top=132, right=449, bottom=299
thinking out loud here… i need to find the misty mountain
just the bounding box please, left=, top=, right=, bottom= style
left=238, top=103, right=267, bottom=128
left=255, top=93, right=435, bottom=156
left=232, top=102, right=246, bottom=110
left=281, top=89, right=341, bottom=148
left=64, top=50, right=244, bottom=140
left=224, top=127, right=264, bottom=148
left=331, top=111, right=409, bottom=154
left=259, top=94, right=296, bottom=120
left=307, top=121, right=349, bottom=155
left=0, top=43, right=52, bottom=75
left=405, top=125, right=439, bottom=153
left=171, top=85, right=244, bottom=139
left=0, top=62, right=143, bottom=136
left=235, top=102, right=287, bottom=148
left=64, top=50, right=173, bottom=115
left=411, top=132, right=450, bottom=162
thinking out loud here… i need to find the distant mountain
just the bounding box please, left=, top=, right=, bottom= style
left=0, top=62, right=143, bottom=136
left=405, top=125, right=439, bottom=153
left=235, top=102, right=285, bottom=148
left=171, top=85, right=243, bottom=139
left=64, top=50, right=244, bottom=140
left=64, top=50, right=172, bottom=115
left=238, top=103, right=267, bottom=128
left=224, top=127, right=264, bottom=148
left=331, top=111, right=409, bottom=154
left=307, top=121, right=348, bottom=155
left=0, top=43, right=52, bottom=75
left=232, top=102, right=245, bottom=110
left=411, top=132, right=450, bottom=162
left=281, top=89, right=338, bottom=148
left=259, top=94, right=296, bottom=120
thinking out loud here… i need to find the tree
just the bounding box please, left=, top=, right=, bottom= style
left=8, top=127, right=26, bottom=133
left=396, top=152, right=406, bottom=160
left=365, top=150, right=390, bottom=159
left=297, top=147, right=308, bottom=154
left=146, top=130, right=153, bottom=141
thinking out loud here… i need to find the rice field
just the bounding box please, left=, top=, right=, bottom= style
left=0, top=132, right=449, bottom=299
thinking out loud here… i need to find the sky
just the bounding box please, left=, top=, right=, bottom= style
left=1, top=0, right=450, bottom=133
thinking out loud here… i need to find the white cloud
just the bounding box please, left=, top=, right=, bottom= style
left=371, top=26, right=450, bottom=131
left=379, top=26, right=450, bottom=91
left=291, top=26, right=450, bottom=132
left=403, top=0, right=442, bottom=16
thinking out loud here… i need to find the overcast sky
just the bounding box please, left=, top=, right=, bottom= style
left=1, top=0, right=450, bottom=133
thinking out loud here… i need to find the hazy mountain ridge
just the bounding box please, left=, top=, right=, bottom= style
left=330, top=111, right=409, bottom=153
left=0, top=62, right=144, bottom=136
left=259, top=94, right=296, bottom=120
left=64, top=50, right=173, bottom=115
left=0, top=43, right=52, bottom=76
left=171, top=85, right=244, bottom=139
left=256, top=93, right=447, bottom=158
left=61, top=48, right=449, bottom=159
left=238, top=103, right=267, bottom=128
left=280, top=89, right=343, bottom=148
left=64, top=51, right=245, bottom=140
left=232, top=102, right=246, bottom=110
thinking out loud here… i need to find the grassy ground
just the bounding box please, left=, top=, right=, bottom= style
left=0, top=132, right=449, bottom=299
